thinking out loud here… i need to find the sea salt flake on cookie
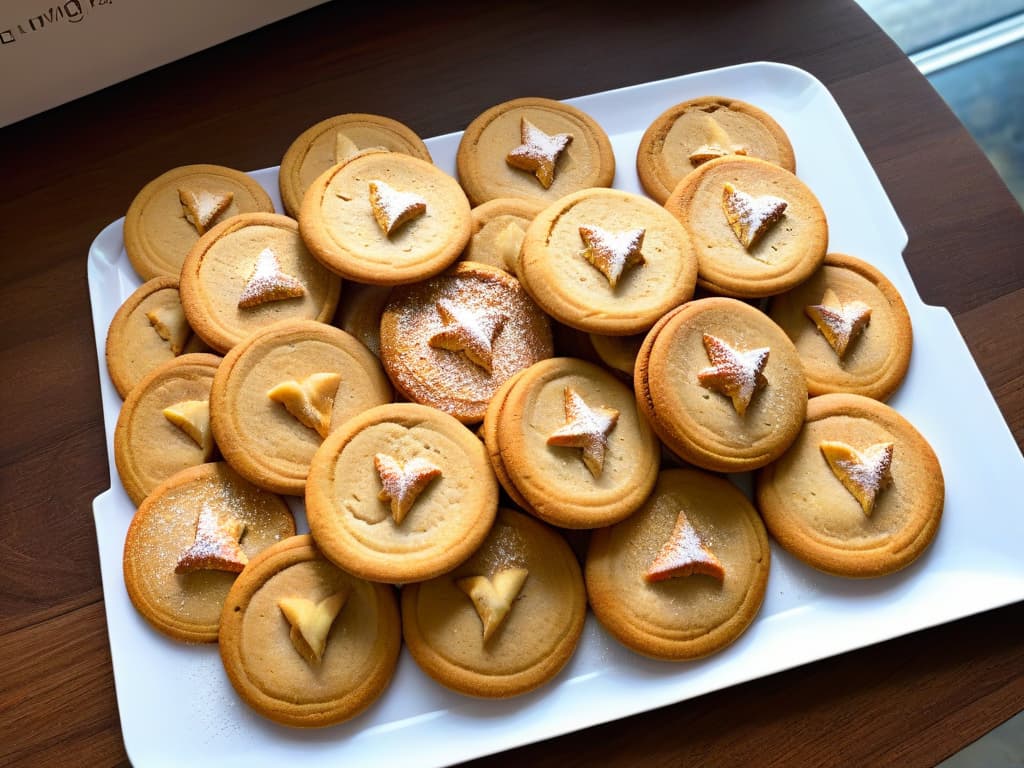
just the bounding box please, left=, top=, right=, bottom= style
left=805, top=287, right=872, bottom=359
left=428, top=298, right=507, bottom=373
left=506, top=118, right=573, bottom=189
left=175, top=504, right=248, bottom=574
left=457, top=567, right=529, bottom=643
left=374, top=454, right=442, bottom=524
left=546, top=387, right=620, bottom=478
left=368, top=180, right=427, bottom=235
left=178, top=187, right=233, bottom=235
left=267, top=372, right=342, bottom=438
left=645, top=509, right=725, bottom=582
left=145, top=304, right=191, bottom=355
left=578, top=224, right=646, bottom=289
left=697, top=334, right=770, bottom=417
left=279, top=589, right=349, bottom=665
left=162, top=399, right=214, bottom=458
left=722, top=182, right=788, bottom=250
left=820, top=440, right=894, bottom=515
left=237, top=247, right=306, bottom=309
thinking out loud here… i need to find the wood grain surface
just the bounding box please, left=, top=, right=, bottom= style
left=1, top=1, right=1021, bottom=766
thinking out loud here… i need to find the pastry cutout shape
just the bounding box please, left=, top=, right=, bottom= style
left=146, top=304, right=190, bottom=355
left=697, top=334, right=770, bottom=417
left=456, top=567, right=529, bottom=643
left=722, top=182, right=788, bottom=250
left=645, top=509, right=725, bottom=582
left=374, top=453, right=443, bottom=525
left=546, top=387, right=620, bottom=478
left=278, top=589, right=349, bottom=665
left=805, top=288, right=872, bottom=359
left=506, top=117, right=573, bottom=189
left=820, top=440, right=894, bottom=516
left=179, top=187, right=233, bottom=235
left=267, top=372, right=342, bottom=439
left=162, top=399, right=215, bottom=459
left=495, top=221, right=526, bottom=270
left=368, top=179, right=427, bottom=236
left=689, top=117, right=748, bottom=166
left=578, top=224, right=646, bottom=289
left=237, top=247, right=306, bottom=309
left=175, top=504, right=247, bottom=574
left=428, top=298, right=507, bottom=373
left=334, top=132, right=360, bottom=163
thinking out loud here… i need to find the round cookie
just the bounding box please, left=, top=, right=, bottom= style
left=123, top=462, right=295, bottom=643
left=767, top=253, right=913, bottom=400
left=219, top=535, right=401, bottom=727
left=756, top=393, right=944, bottom=578
left=462, top=197, right=546, bottom=273
left=305, top=402, right=498, bottom=583
left=637, top=96, right=795, bottom=204
left=105, top=276, right=209, bottom=399
left=114, top=352, right=222, bottom=506
left=518, top=188, right=698, bottom=335
left=299, top=150, right=471, bottom=285
left=402, top=507, right=585, bottom=698
left=664, top=155, right=827, bottom=298
left=635, top=297, right=808, bottom=473
left=586, top=468, right=770, bottom=660
left=332, top=282, right=392, bottom=358
left=124, top=164, right=275, bottom=281
left=379, top=262, right=553, bottom=423
left=279, top=113, right=432, bottom=217
left=487, top=357, right=660, bottom=529
left=456, top=97, right=615, bottom=206
left=210, top=320, right=392, bottom=496
left=179, top=212, right=342, bottom=353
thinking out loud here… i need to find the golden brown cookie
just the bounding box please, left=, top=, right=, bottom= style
left=218, top=535, right=401, bottom=726
left=122, top=462, right=295, bottom=642
left=114, top=352, right=222, bottom=506
left=299, top=150, right=471, bottom=285
left=210, top=320, right=392, bottom=495
left=637, top=96, right=796, bottom=204
left=586, top=468, right=770, bottom=660
left=634, top=297, right=808, bottom=473
left=379, top=262, right=553, bottom=423
left=588, top=332, right=645, bottom=378
left=332, top=281, right=392, bottom=358
left=664, top=155, right=827, bottom=298
left=767, top=253, right=913, bottom=400
left=279, top=113, right=432, bottom=217
left=305, top=402, right=498, bottom=583
left=756, top=393, right=944, bottom=577
left=105, top=276, right=209, bottom=399
left=518, top=188, right=697, bottom=335
left=456, top=97, right=615, bottom=206
left=179, top=212, right=341, bottom=353
left=485, top=357, right=660, bottom=528
left=401, top=507, right=585, bottom=697
left=124, top=164, right=275, bottom=281
left=462, top=197, right=546, bottom=273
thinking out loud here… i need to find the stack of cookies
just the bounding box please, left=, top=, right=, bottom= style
left=105, top=94, right=943, bottom=728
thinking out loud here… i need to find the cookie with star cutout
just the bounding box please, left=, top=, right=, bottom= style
left=456, top=97, right=615, bottom=206
left=634, top=297, right=808, bottom=473
left=586, top=468, right=770, bottom=660
left=122, top=461, right=295, bottom=642
left=218, top=535, right=401, bottom=726
left=124, top=164, right=275, bottom=281
left=305, top=402, right=498, bottom=583
left=484, top=357, right=660, bottom=528
left=756, top=393, right=944, bottom=578
left=379, top=261, right=553, bottom=423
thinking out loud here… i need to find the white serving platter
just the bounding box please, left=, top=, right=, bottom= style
left=87, top=61, right=1024, bottom=768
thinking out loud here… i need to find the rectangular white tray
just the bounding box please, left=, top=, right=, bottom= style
left=87, top=61, right=1024, bottom=768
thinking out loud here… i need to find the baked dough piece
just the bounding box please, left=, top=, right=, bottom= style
left=586, top=468, right=770, bottom=660
left=402, top=508, right=585, bottom=697
left=332, top=281, right=392, bottom=358
left=124, top=164, right=274, bottom=281
left=462, top=197, right=546, bottom=273
left=122, top=462, right=295, bottom=642
left=219, top=535, right=400, bottom=726
left=756, top=393, right=944, bottom=577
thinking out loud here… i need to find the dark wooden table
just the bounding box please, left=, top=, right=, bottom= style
left=2, top=1, right=1022, bottom=765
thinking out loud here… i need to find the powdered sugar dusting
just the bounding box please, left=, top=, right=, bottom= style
left=368, top=179, right=427, bottom=235
left=578, top=224, right=646, bottom=288
left=546, top=387, right=620, bottom=477
left=174, top=503, right=247, bottom=573
left=722, top=182, right=787, bottom=249
left=506, top=117, right=573, bottom=189
left=697, top=334, right=770, bottom=416
left=374, top=453, right=443, bottom=524
left=821, top=440, right=894, bottom=515
left=429, top=298, right=507, bottom=373
left=237, top=247, right=306, bottom=308
left=805, top=288, right=872, bottom=358
left=645, top=508, right=724, bottom=582
left=179, top=187, right=233, bottom=235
